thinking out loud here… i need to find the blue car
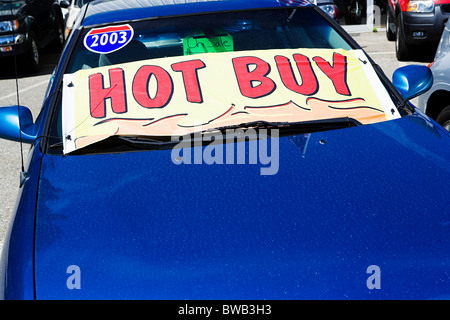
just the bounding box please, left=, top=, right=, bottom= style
left=0, top=0, right=449, bottom=300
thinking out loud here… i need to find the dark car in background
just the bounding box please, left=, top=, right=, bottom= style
left=0, top=0, right=66, bottom=72
left=386, top=0, right=450, bottom=60
left=60, top=0, right=95, bottom=37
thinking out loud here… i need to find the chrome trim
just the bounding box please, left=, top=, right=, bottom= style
left=0, top=34, right=25, bottom=46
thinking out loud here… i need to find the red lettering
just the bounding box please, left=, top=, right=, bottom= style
left=275, top=54, right=318, bottom=96
left=171, top=59, right=206, bottom=103
left=313, top=53, right=351, bottom=96
left=89, top=68, right=126, bottom=118
left=232, top=56, right=276, bottom=99
left=133, top=65, right=173, bottom=108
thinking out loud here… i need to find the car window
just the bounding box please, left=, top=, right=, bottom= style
left=76, top=0, right=94, bottom=7
left=67, top=8, right=352, bottom=73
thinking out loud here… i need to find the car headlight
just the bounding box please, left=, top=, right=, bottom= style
left=0, top=20, right=19, bottom=33
left=319, top=4, right=339, bottom=19
left=406, top=0, right=435, bottom=13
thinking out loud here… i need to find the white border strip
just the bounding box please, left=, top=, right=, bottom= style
left=354, top=49, right=400, bottom=120
left=62, top=73, right=77, bottom=154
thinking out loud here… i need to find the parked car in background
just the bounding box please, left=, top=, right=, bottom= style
left=386, top=0, right=450, bottom=60
left=0, top=0, right=66, bottom=72
left=1, top=0, right=450, bottom=300
left=60, top=0, right=95, bottom=38
left=342, top=0, right=363, bottom=24
left=418, top=18, right=450, bottom=130
left=314, top=0, right=341, bottom=22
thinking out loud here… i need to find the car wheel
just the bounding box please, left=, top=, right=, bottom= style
left=50, top=16, right=65, bottom=52
left=436, top=105, right=450, bottom=132
left=21, top=31, right=40, bottom=73
left=386, top=13, right=395, bottom=41
left=395, top=19, right=410, bottom=61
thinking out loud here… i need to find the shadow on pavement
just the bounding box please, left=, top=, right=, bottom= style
left=407, top=44, right=438, bottom=63
left=0, top=48, right=61, bottom=80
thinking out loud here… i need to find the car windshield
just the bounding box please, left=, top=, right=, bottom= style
left=53, top=7, right=400, bottom=155
left=68, top=9, right=351, bottom=73
left=77, top=0, right=94, bottom=6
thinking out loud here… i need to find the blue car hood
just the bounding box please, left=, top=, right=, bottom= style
left=34, top=114, right=450, bottom=299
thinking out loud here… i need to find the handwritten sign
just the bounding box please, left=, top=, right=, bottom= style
left=183, top=29, right=234, bottom=55
left=62, top=48, right=398, bottom=154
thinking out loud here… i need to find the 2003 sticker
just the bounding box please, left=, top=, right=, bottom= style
left=84, top=24, right=134, bottom=54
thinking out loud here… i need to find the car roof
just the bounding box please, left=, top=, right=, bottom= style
left=82, top=0, right=313, bottom=26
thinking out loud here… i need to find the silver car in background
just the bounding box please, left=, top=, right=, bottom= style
left=418, top=19, right=450, bottom=131
left=61, top=0, right=95, bottom=37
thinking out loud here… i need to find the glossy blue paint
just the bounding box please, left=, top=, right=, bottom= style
left=33, top=114, right=450, bottom=299
left=0, top=144, right=43, bottom=300
left=0, top=106, right=37, bottom=143
left=392, top=65, right=433, bottom=101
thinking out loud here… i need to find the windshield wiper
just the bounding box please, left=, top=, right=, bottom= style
left=79, top=135, right=179, bottom=154
left=49, top=118, right=360, bottom=154
left=49, top=135, right=179, bottom=154
left=202, top=117, right=361, bottom=135
left=115, top=136, right=179, bottom=147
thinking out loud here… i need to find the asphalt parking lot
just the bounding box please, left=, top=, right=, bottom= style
left=0, top=29, right=433, bottom=253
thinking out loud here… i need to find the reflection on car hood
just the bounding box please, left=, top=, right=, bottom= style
left=34, top=114, right=450, bottom=299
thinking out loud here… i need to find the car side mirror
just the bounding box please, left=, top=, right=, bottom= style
left=0, top=106, right=37, bottom=144
left=392, top=65, right=433, bottom=101
left=60, top=0, right=71, bottom=9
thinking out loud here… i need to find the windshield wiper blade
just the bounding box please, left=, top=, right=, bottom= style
left=80, top=135, right=179, bottom=153
left=50, top=135, right=179, bottom=154
left=50, top=118, right=361, bottom=154
left=203, top=117, right=361, bottom=134
left=115, top=136, right=178, bottom=147
left=49, top=136, right=174, bottom=149
left=49, top=141, right=63, bottom=149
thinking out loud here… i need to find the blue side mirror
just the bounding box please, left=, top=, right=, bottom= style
left=392, top=65, right=433, bottom=101
left=0, top=106, right=37, bottom=144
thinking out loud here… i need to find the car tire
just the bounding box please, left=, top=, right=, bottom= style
left=386, top=13, right=395, bottom=41
left=21, top=31, right=40, bottom=73
left=50, top=15, right=65, bottom=52
left=396, top=19, right=410, bottom=61
left=436, top=105, right=450, bottom=132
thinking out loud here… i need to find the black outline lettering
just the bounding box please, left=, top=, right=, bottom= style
left=232, top=56, right=276, bottom=99
left=313, top=52, right=351, bottom=96
left=171, top=59, right=206, bottom=103
left=132, top=65, right=174, bottom=109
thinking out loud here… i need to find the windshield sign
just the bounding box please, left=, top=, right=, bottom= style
left=84, top=24, right=134, bottom=54
left=62, top=48, right=399, bottom=154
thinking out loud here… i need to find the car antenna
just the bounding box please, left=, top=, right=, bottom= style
left=9, top=0, right=27, bottom=186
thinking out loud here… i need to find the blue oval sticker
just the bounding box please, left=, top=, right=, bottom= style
left=84, top=24, right=134, bottom=54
